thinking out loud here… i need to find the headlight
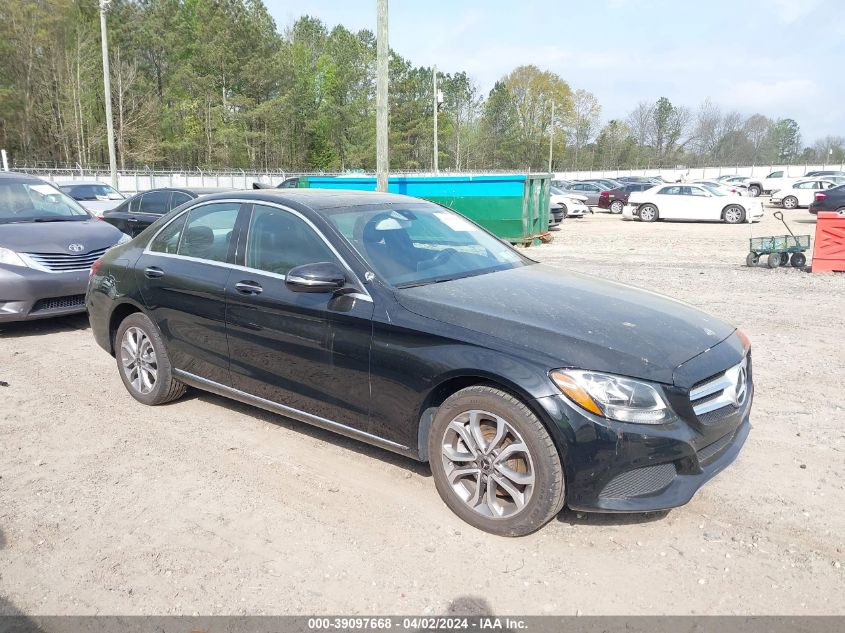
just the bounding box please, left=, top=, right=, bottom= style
left=0, top=247, right=28, bottom=268
left=550, top=369, right=669, bottom=424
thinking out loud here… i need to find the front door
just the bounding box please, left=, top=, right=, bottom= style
left=225, top=203, right=374, bottom=433
left=136, top=201, right=243, bottom=384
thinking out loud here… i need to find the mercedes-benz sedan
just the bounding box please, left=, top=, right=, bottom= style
left=87, top=190, right=752, bottom=536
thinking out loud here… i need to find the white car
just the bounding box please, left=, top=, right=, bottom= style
left=624, top=183, right=764, bottom=223
left=57, top=181, right=126, bottom=217
left=550, top=187, right=589, bottom=218
left=691, top=179, right=750, bottom=196
left=770, top=179, right=840, bottom=209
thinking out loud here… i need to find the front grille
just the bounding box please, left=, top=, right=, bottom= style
left=696, top=431, right=735, bottom=465
left=599, top=463, right=677, bottom=500
left=689, top=354, right=751, bottom=425
left=31, top=294, right=86, bottom=312
left=24, top=247, right=108, bottom=273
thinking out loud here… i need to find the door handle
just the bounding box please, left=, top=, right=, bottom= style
left=144, top=266, right=164, bottom=279
left=128, top=217, right=139, bottom=223
left=235, top=281, right=263, bottom=295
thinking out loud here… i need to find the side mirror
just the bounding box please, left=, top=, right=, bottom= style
left=285, top=262, right=347, bottom=293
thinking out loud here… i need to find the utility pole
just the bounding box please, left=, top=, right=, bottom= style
left=99, top=0, right=118, bottom=189
left=548, top=100, right=555, bottom=174
left=375, top=0, right=389, bottom=192
left=432, top=66, right=438, bottom=173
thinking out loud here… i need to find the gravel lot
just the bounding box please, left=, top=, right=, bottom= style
left=1, top=207, right=843, bottom=616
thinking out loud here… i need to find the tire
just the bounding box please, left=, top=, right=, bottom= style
left=428, top=386, right=565, bottom=537
left=559, top=203, right=568, bottom=218
left=639, top=204, right=658, bottom=222
left=748, top=185, right=761, bottom=197
left=723, top=205, right=746, bottom=224
left=791, top=252, right=807, bottom=268
left=746, top=252, right=759, bottom=267
left=836, top=207, right=845, bottom=214
left=610, top=200, right=624, bottom=214
left=782, top=196, right=798, bottom=209
left=114, top=312, right=187, bottom=406
left=779, top=252, right=790, bottom=266
left=766, top=253, right=782, bottom=269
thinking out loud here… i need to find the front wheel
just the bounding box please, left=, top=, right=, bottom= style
left=767, top=253, right=782, bottom=269
left=746, top=252, right=759, bottom=267
left=748, top=185, right=761, bottom=197
left=639, top=204, right=658, bottom=222
left=115, top=312, right=186, bottom=406
left=428, top=386, right=565, bottom=536
left=791, top=252, right=807, bottom=268
left=724, top=205, right=746, bottom=224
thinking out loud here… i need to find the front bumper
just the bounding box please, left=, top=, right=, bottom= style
left=0, top=265, right=89, bottom=322
left=534, top=389, right=751, bottom=513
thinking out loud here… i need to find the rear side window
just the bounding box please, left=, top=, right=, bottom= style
left=149, top=214, right=188, bottom=254
left=128, top=195, right=141, bottom=213
left=139, top=190, right=170, bottom=214
left=177, top=203, right=240, bottom=262
left=659, top=186, right=681, bottom=195
left=170, top=192, right=192, bottom=210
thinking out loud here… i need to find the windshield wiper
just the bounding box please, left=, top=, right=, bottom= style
left=32, top=217, right=78, bottom=222
left=396, top=276, right=459, bottom=289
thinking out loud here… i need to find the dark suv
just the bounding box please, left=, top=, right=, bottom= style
left=809, top=184, right=845, bottom=215
left=87, top=189, right=752, bottom=536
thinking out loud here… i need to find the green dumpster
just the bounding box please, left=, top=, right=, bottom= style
left=298, top=174, right=552, bottom=244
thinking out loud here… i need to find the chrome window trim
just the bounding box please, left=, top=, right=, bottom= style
left=143, top=198, right=372, bottom=302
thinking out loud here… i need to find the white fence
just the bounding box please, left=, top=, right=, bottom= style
left=554, top=164, right=845, bottom=182
left=8, top=163, right=845, bottom=194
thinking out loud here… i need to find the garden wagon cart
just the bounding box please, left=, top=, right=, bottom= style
left=747, top=211, right=811, bottom=269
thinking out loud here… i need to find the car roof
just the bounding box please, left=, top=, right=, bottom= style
left=198, top=188, right=426, bottom=211
left=0, top=171, right=46, bottom=184
left=57, top=181, right=116, bottom=187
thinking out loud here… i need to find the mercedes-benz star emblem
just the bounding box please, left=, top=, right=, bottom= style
left=68, top=243, right=85, bottom=253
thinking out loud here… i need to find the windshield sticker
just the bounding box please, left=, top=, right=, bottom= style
left=434, top=212, right=478, bottom=232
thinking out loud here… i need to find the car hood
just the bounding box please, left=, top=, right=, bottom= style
left=0, top=219, right=125, bottom=254
left=395, top=264, right=736, bottom=384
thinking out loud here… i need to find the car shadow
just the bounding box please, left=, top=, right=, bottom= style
left=556, top=507, right=670, bottom=526
left=190, top=390, right=432, bottom=477
left=790, top=218, right=817, bottom=224
left=0, top=313, right=89, bottom=338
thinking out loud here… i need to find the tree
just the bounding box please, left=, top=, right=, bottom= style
left=566, top=89, right=600, bottom=169
left=769, top=118, right=801, bottom=162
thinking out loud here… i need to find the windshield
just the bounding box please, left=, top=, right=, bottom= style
left=550, top=186, right=565, bottom=195
left=0, top=181, right=92, bottom=223
left=325, top=203, right=530, bottom=288
left=702, top=185, right=726, bottom=196
left=60, top=183, right=124, bottom=201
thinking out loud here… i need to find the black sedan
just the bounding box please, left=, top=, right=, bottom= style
left=102, top=187, right=227, bottom=236
left=87, top=190, right=752, bottom=535
left=809, top=184, right=845, bottom=214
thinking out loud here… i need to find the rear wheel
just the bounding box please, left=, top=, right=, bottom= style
left=428, top=386, right=565, bottom=536
left=639, top=204, right=658, bottom=222
left=748, top=185, right=761, bottom=197
left=782, top=196, right=798, bottom=209
left=723, top=205, right=745, bottom=224
left=610, top=200, right=624, bottom=214
left=791, top=252, right=807, bottom=268
left=115, top=312, right=186, bottom=406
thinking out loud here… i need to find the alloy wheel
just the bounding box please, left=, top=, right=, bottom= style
left=783, top=196, right=798, bottom=209
left=120, top=326, right=158, bottom=394
left=725, top=207, right=744, bottom=223
left=441, top=410, right=535, bottom=519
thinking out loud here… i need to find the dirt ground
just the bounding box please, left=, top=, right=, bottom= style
left=1, top=207, right=843, bottom=616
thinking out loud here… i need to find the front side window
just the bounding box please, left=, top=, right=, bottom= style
left=0, top=181, right=91, bottom=224
left=658, top=186, right=681, bottom=195
left=325, top=203, right=528, bottom=288
left=177, top=203, right=240, bottom=262
left=687, top=186, right=708, bottom=197
left=245, top=205, right=337, bottom=275
left=768, top=171, right=784, bottom=178
left=149, top=213, right=188, bottom=254
left=794, top=181, right=815, bottom=189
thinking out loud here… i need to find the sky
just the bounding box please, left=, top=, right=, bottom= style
left=263, top=0, right=845, bottom=145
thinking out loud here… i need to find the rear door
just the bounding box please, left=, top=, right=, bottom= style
left=128, top=190, right=172, bottom=236
left=224, top=202, right=374, bottom=432
left=136, top=200, right=244, bottom=384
